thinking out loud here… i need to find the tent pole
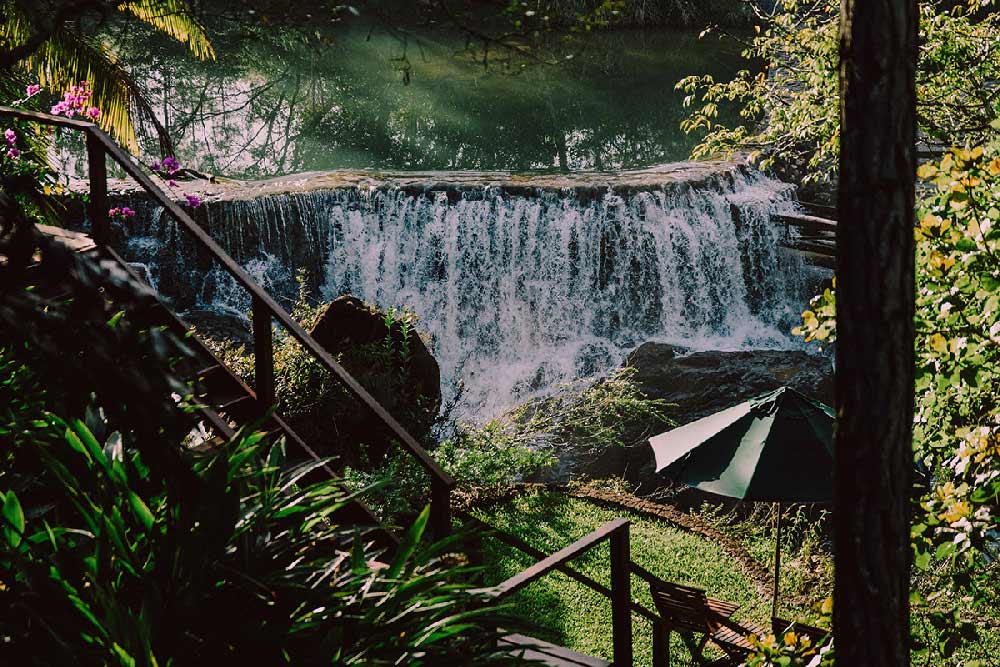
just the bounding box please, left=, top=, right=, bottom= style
left=772, top=501, right=783, bottom=619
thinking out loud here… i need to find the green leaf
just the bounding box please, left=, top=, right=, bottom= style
left=935, top=541, right=957, bottom=561
left=2, top=491, right=25, bottom=548
left=387, top=504, right=430, bottom=579
left=128, top=492, right=155, bottom=532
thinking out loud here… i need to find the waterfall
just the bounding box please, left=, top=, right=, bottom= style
left=121, top=167, right=814, bottom=416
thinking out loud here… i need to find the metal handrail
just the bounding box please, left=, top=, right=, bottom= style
left=459, top=511, right=658, bottom=623
left=1, top=105, right=455, bottom=537
left=486, top=519, right=635, bottom=667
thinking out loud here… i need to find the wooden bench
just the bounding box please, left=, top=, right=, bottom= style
left=649, top=580, right=766, bottom=666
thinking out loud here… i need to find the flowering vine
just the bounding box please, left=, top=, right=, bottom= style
left=49, top=80, right=100, bottom=121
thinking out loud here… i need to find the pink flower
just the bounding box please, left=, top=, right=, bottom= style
left=150, top=160, right=161, bottom=172
left=109, top=206, right=137, bottom=219
left=185, top=194, right=202, bottom=208
left=161, top=156, right=180, bottom=174
left=167, top=179, right=177, bottom=188
left=50, top=100, right=73, bottom=117
left=85, top=107, right=101, bottom=120
left=4, top=128, right=16, bottom=146
left=7, top=148, right=20, bottom=159
left=25, top=84, right=41, bottom=98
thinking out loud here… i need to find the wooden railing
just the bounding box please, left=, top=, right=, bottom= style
left=0, top=106, right=456, bottom=538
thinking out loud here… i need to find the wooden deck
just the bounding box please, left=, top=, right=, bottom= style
left=499, top=634, right=612, bottom=667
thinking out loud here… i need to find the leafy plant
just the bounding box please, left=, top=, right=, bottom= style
left=0, top=400, right=526, bottom=666
left=793, top=144, right=1000, bottom=659
left=677, top=0, right=1000, bottom=187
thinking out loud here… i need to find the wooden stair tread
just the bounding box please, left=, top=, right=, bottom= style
left=36, top=224, right=97, bottom=253
left=498, top=634, right=612, bottom=667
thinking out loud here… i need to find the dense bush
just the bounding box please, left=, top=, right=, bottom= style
left=344, top=367, right=671, bottom=520
left=0, top=232, right=528, bottom=666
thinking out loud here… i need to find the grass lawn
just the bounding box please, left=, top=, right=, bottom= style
left=473, top=489, right=1000, bottom=667
left=473, top=489, right=777, bottom=666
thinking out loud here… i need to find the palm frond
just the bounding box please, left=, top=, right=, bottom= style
left=25, top=24, right=174, bottom=154
left=119, top=0, right=215, bottom=60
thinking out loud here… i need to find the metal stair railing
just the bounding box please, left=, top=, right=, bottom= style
left=0, top=105, right=456, bottom=538
left=475, top=517, right=638, bottom=667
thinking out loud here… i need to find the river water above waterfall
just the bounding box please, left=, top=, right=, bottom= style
left=118, top=164, right=819, bottom=417
left=86, top=26, right=748, bottom=177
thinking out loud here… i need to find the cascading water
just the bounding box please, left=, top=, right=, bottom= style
left=121, top=167, right=815, bottom=417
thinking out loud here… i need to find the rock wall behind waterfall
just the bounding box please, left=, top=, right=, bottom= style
left=120, top=168, right=817, bottom=416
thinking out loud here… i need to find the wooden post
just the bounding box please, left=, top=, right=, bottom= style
left=251, top=294, right=275, bottom=407
left=430, top=477, right=451, bottom=540
left=610, top=523, right=633, bottom=667
left=652, top=619, right=670, bottom=667
left=86, top=131, right=109, bottom=247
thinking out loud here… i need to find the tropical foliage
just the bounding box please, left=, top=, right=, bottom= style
left=1, top=0, right=214, bottom=152
left=0, top=366, right=521, bottom=666
left=0, top=222, right=528, bottom=665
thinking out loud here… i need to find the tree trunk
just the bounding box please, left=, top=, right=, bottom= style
left=835, top=0, right=916, bottom=665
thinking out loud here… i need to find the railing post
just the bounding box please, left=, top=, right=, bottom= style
left=252, top=294, right=275, bottom=407
left=652, top=619, right=670, bottom=667
left=85, top=131, right=110, bottom=247
left=430, top=478, right=451, bottom=540
left=610, top=524, right=633, bottom=667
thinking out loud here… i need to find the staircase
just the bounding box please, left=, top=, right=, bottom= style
left=3, top=106, right=733, bottom=667
left=1, top=105, right=455, bottom=540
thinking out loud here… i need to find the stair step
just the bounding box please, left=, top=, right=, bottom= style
left=214, top=392, right=253, bottom=413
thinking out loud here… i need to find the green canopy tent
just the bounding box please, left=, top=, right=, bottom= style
left=647, top=385, right=834, bottom=618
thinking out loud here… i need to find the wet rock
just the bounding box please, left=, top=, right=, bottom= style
left=184, top=309, right=253, bottom=345
left=310, top=296, right=441, bottom=414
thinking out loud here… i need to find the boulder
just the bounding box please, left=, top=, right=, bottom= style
left=305, top=296, right=442, bottom=463
left=310, top=296, right=441, bottom=412
left=625, top=342, right=834, bottom=420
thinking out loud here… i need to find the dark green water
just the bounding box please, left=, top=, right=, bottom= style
left=114, top=26, right=747, bottom=178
